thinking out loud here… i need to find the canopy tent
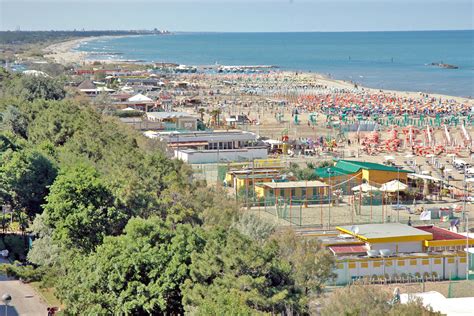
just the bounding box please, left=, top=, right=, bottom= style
left=122, top=107, right=143, bottom=112
left=128, top=93, right=153, bottom=103
left=380, top=180, right=408, bottom=192
left=408, top=173, right=442, bottom=182
left=351, top=183, right=380, bottom=192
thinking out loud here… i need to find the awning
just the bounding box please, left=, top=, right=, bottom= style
left=351, top=183, right=379, bottom=192
left=408, top=174, right=442, bottom=182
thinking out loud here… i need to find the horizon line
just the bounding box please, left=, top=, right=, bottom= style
left=1, top=29, right=473, bottom=33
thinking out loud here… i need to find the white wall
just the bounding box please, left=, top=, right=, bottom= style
left=335, top=254, right=466, bottom=285
left=369, top=241, right=423, bottom=253
left=175, top=148, right=268, bottom=164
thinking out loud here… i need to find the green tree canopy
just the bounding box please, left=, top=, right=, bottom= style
left=3, top=75, right=65, bottom=101
left=320, top=285, right=440, bottom=316
left=182, top=228, right=303, bottom=314
left=0, top=148, right=57, bottom=217
left=42, top=163, right=128, bottom=251
left=57, top=217, right=204, bottom=315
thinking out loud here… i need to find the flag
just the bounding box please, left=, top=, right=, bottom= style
left=419, top=210, right=431, bottom=221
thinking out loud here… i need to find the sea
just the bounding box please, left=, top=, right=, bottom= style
left=77, top=31, right=474, bottom=97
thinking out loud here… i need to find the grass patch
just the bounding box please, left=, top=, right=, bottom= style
left=30, top=281, right=64, bottom=311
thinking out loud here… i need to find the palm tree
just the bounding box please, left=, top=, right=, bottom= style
left=198, top=108, right=205, bottom=121
left=210, top=109, right=222, bottom=126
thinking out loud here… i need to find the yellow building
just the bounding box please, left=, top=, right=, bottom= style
left=255, top=180, right=329, bottom=202
left=315, top=160, right=412, bottom=187
left=225, top=169, right=280, bottom=191
left=318, top=223, right=473, bottom=285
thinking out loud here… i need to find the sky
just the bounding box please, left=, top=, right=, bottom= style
left=0, top=0, right=473, bottom=32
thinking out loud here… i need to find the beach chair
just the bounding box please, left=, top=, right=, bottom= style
left=362, top=275, right=371, bottom=285
left=400, top=273, right=408, bottom=283
left=378, top=275, right=385, bottom=284
left=423, top=272, right=431, bottom=282
left=384, top=273, right=391, bottom=284
left=392, top=273, right=400, bottom=283
left=415, top=272, right=422, bottom=282
left=371, top=274, right=378, bottom=284
left=432, top=271, right=440, bottom=281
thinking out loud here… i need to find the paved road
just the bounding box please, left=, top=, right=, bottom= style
left=0, top=275, right=47, bottom=316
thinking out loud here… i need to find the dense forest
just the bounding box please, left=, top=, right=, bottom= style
left=0, top=30, right=165, bottom=45
left=0, top=69, right=337, bottom=314
left=0, top=68, right=436, bottom=315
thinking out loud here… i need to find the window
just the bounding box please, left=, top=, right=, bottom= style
left=422, top=259, right=429, bottom=265
left=348, top=262, right=356, bottom=269
left=269, top=189, right=274, bottom=197
left=373, top=262, right=381, bottom=268
left=361, top=262, right=368, bottom=268
left=291, top=188, right=296, bottom=197
left=337, top=263, right=344, bottom=269
left=279, top=189, right=285, bottom=197
left=434, top=258, right=441, bottom=265
left=398, top=260, right=405, bottom=267
left=301, top=188, right=306, bottom=198
left=410, top=259, right=417, bottom=266
left=448, top=258, right=455, bottom=264
left=385, top=260, right=393, bottom=267
left=460, top=257, right=467, bottom=263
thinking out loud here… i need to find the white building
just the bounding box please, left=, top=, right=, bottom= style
left=145, top=130, right=268, bottom=163
left=314, top=223, right=473, bottom=285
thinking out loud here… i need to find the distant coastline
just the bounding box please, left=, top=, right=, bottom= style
left=40, top=31, right=473, bottom=103
left=44, top=35, right=144, bottom=65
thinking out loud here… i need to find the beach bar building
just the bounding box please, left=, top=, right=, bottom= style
left=145, top=130, right=268, bottom=163
left=315, top=160, right=412, bottom=192
left=255, top=180, right=329, bottom=203
left=315, top=223, right=472, bottom=285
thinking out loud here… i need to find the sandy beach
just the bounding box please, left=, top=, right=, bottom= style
left=43, top=35, right=138, bottom=65
left=43, top=36, right=473, bottom=105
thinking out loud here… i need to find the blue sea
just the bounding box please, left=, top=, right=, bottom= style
left=77, top=31, right=474, bottom=97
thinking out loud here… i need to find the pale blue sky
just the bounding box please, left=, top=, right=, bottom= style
left=1, top=0, right=473, bottom=32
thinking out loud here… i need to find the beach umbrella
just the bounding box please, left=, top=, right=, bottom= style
left=351, top=183, right=379, bottom=193
left=380, top=180, right=408, bottom=193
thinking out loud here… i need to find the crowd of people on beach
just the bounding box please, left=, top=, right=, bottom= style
left=295, top=93, right=472, bottom=117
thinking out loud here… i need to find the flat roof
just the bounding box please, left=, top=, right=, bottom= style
left=337, top=223, right=433, bottom=243
left=229, top=169, right=279, bottom=175
left=262, top=180, right=328, bottom=189
left=329, top=245, right=368, bottom=255
left=146, top=112, right=197, bottom=120
left=416, top=225, right=474, bottom=247
left=415, top=225, right=470, bottom=241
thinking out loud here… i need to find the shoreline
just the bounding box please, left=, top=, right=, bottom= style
left=43, top=34, right=143, bottom=65
left=43, top=36, right=473, bottom=104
